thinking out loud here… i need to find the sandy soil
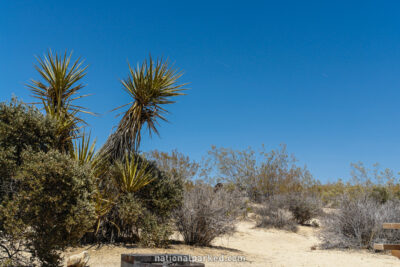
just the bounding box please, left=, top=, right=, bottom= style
left=65, top=219, right=400, bottom=267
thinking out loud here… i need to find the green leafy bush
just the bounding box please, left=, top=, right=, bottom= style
left=1, top=150, right=97, bottom=266
left=0, top=98, right=58, bottom=201
left=0, top=99, right=62, bottom=265
left=87, top=156, right=183, bottom=246
left=135, top=158, right=184, bottom=220
left=369, top=186, right=390, bottom=204
left=117, top=193, right=144, bottom=235
left=138, top=212, right=173, bottom=248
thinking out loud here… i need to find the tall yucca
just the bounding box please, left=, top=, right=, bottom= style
left=27, top=50, right=92, bottom=150
left=101, top=56, right=186, bottom=160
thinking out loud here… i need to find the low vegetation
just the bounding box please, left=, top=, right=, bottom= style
left=256, top=197, right=299, bottom=232
left=320, top=195, right=400, bottom=249
left=1, top=49, right=400, bottom=266
left=255, top=193, right=322, bottom=232
left=206, top=145, right=316, bottom=202
left=175, top=183, right=245, bottom=246
left=1, top=150, right=96, bottom=266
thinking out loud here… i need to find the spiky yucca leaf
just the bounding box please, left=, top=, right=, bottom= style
left=72, top=132, right=97, bottom=166
left=114, top=152, right=155, bottom=193
left=27, top=50, right=93, bottom=147
left=101, top=56, right=186, bottom=160
left=44, top=102, right=81, bottom=152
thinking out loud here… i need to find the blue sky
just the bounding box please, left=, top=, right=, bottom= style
left=1, top=0, right=400, bottom=182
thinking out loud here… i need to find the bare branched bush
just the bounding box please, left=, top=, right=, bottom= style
left=320, top=195, right=400, bottom=249
left=256, top=200, right=298, bottom=232
left=0, top=231, right=31, bottom=266
left=206, top=145, right=316, bottom=202
left=175, top=183, right=245, bottom=246
left=146, top=150, right=199, bottom=182
left=256, top=193, right=321, bottom=231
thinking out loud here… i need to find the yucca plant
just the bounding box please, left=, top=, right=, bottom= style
left=114, top=152, right=155, bottom=193
left=101, top=56, right=186, bottom=160
left=72, top=132, right=97, bottom=166
left=92, top=153, right=155, bottom=237
left=45, top=104, right=81, bottom=151
left=27, top=50, right=92, bottom=151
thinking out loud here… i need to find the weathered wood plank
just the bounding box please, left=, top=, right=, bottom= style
left=382, top=223, right=400, bottom=229
left=391, top=250, right=400, bottom=259
left=374, top=243, right=400, bottom=251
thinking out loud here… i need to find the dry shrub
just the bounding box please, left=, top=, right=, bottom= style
left=256, top=195, right=298, bottom=232
left=286, top=194, right=322, bottom=225
left=206, top=145, right=316, bottom=202
left=175, top=183, right=244, bottom=246
left=256, top=205, right=298, bottom=232
left=320, top=195, right=400, bottom=249
left=256, top=194, right=322, bottom=231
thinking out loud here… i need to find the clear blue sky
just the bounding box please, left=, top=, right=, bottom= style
left=1, top=0, right=400, bottom=182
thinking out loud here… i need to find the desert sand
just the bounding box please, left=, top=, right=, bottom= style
left=65, top=219, right=400, bottom=267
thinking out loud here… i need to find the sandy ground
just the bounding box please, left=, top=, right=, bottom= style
left=65, top=219, right=400, bottom=267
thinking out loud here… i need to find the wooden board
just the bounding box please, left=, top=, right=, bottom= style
left=391, top=250, right=400, bottom=259
left=374, top=243, right=400, bottom=251
left=382, top=223, right=400, bottom=229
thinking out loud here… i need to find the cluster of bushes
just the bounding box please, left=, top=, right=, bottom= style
left=3, top=98, right=400, bottom=266
left=310, top=163, right=400, bottom=250
left=0, top=51, right=248, bottom=266
left=3, top=50, right=400, bottom=265
left=206, top=145, right=317, bottom=202
left=0, top=99, right=245, bottom=266
left=0, top=100, right=97, bottom=266
left=0, top=100, right=187, bottom=266
left=85, top=155, right=184, bottom=247
left=256, top=193, right=322, bottom=232
left=320, top=194, right=400, bottom=249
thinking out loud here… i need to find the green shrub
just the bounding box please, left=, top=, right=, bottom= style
left=138, top=212, right=173, bottom=248
left=0, top=98, right=58, bottom=201
left=98, top=193, right=144, bottom=244
left=369, top=186, right=390, bottom=204
left=0, top=99, right=61, bottom=265
left=117, top=193, right=144, bottom=235
left=1, top=150, right=97, bottom=266
left=135, top=158, right=184, bottom=220
left=87, top=156, right=183, bottom=247
left=0, top=147, right=16, bottom=202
